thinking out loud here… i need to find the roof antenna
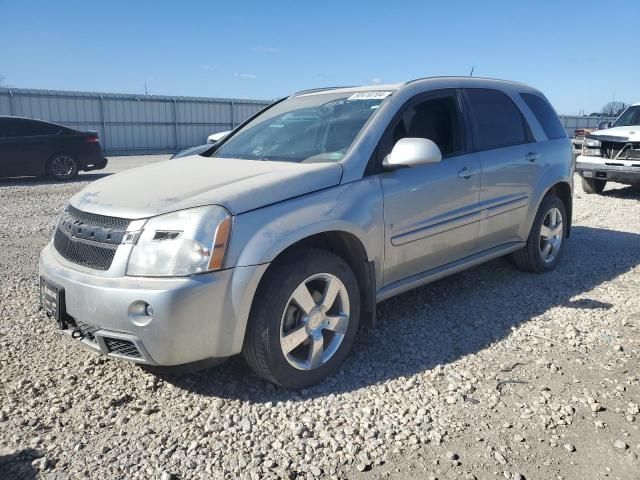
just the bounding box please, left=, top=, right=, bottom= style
left=469, top=66, right=475, bottom=77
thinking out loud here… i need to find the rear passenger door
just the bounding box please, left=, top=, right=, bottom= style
left=21, top=120, right=64, bottom=174
left=0, top=118, right=61, bottom=177
left=379, top=90, right=482, bottom=286
left=463, top=89, right=538, bottom=249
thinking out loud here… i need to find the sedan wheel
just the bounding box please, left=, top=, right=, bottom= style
left=48, top=154, right=78, bottom=180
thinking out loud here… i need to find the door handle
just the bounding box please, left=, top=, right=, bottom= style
left=526, top=152, right=540, bottom=162
left=457, top=166, right=479, bottom=179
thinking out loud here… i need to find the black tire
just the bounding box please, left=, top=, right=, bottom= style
left=511, top=194, right=567, bottom=273
left=581, top=177, right=606, bottom=194
left=243, top=248, right=361, bottom=389
left=46, top=153, right=79, bottom=181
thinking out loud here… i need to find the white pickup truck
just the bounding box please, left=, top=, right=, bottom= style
left=575, top=103, right=640, bottom=194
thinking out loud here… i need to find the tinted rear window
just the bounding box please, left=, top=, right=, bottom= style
left=0, top=118, right=61, bottom=137
left=28, top=120, right=62, bottom=136
left=465, top=89, right=529, bottom=150
left=520, top=93, right=566, bottom=139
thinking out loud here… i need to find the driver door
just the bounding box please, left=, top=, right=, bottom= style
left=378, top=90, right=482, bottom=286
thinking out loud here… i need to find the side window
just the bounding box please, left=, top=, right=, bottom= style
left=28, top=120, right=61, bottom=136
left=390, top=95, right=463, bottom=156
left=0, top=118, right=60, bottom=137
left=465, top=89, right=530, bottom=150
left=15, top=119, right=40, bottom=136
left=520, top=93, right=566, bottom=139
left=0, top=118, right=29, bottom=137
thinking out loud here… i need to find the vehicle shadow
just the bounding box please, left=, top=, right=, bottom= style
left=157, top=226, right=639, bottom=401
left=602, top=184, right=640, bottom=199
left=0, top=173, right=111, bottom=187
left=0, top=448, right=41, bottom=480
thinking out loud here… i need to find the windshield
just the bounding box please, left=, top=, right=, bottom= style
left=213, top=91, right=392, bottom=163
left=613, top=106, right=640, bottom=127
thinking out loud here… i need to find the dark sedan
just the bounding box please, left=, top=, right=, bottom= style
left=0, top=116, right=108, bottom=180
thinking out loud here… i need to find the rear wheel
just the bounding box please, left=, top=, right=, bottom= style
left=512, top=194, right=567, bottom=273
left=581, top=177, right=606, bottom=194
left=243, top=248, right=360, bottom=389
left=47, top=153, right=79, bottom=181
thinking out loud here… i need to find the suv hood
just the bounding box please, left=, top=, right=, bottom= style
left=70, top=156, right=343, bottom=219
left=589, top=125, right=640, bottom=142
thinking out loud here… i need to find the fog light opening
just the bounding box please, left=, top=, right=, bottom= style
left=128, top=301, right=154, bottom=327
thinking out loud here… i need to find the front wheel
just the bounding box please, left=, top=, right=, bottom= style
left=243, top=248, right=360, bottom=389
left=581, top=177, right=606, bottom=194
left=511, top=194, right=567, bottom=273
left=47, top=153, right=79, bottom=181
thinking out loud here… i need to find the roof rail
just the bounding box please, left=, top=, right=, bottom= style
left=292, top=86, right=355, bottom=96
left=405, top=75, right=524, bottom=86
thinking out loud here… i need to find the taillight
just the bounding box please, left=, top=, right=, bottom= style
left=85, top=136, right=99, bottom=143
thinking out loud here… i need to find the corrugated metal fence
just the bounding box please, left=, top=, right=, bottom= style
left=0, top=87, right=271, bottom=155
left=558, top=115, right=616, bottom=137
left=0, top=87, right=618, bottom=155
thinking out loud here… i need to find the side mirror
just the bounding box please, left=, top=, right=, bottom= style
left=598, top=121, right=612, bottom=130
left=383, top=138, right=442, bottom=169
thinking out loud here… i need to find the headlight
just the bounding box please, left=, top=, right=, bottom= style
left=584, top=138, right=601, bottom=148
left=126, top=206, right=232, bottom=277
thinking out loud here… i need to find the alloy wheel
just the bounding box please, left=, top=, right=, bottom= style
left=279, top=273, right=350, bottom=371
left=539, top=207, right=563, bottom=263
left=50, top=155, right=77, bottom=179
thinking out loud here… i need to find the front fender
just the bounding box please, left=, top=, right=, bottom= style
left=225, top=177, right=385, bottom=285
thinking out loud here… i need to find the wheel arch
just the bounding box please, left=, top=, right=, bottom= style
left=524, top=174, right=573, bottom=241
left=251, top=230, right=377, bottom=329
left=542, top=181, right=573, bottom=238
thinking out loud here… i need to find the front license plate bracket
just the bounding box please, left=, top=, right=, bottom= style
left=40, top=277, right=68, bottom=329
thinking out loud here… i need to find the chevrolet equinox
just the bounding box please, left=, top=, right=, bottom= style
left=39, top=77, right=573, bottom=388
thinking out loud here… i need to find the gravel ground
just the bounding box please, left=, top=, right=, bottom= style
left=1, top=156, right=639, bottom=480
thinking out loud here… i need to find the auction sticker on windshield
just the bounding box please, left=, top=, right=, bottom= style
left=347, top=91, right=392, bottom=101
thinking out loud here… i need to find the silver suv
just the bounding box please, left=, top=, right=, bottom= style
left=39, top=77, right=573, bottom=388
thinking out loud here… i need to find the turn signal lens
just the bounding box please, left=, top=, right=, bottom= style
left=209, top=216, right=232, bottom=270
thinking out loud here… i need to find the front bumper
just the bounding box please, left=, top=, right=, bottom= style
left=39, top=243, right=268, bottom=366
left=575, top=155, right=640, bottom=184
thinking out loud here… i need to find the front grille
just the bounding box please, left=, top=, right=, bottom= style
left=54, top=228, right=117, bottom=270
left=67, top=205, right=130, bottom=231
left=103, top=337, right=141, bottom=358
left=53, top=206, right=130, bottom=270
left=601, top=141, right=640, bottom=160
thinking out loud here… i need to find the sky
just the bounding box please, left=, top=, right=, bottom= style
left=1, top=0, right=639, bottom=115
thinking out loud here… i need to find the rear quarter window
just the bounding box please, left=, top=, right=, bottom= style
left=520, top=93, right=566, bottom=140
left=464, top=89, right=530, bottom=150
left=29, top=120, right=62, bottom=136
